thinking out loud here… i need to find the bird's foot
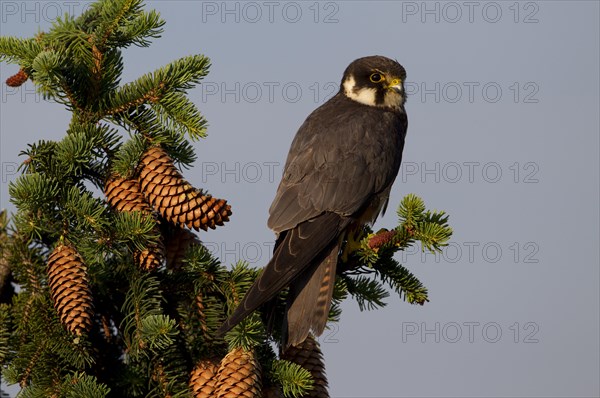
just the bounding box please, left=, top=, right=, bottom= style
left=340, top=228, right=367, bottom=262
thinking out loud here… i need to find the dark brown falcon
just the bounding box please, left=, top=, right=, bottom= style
left=219, top=55, right=408, bottom=348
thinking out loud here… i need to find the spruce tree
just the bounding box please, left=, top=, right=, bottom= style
left=0, top=1, right=452, bottom=397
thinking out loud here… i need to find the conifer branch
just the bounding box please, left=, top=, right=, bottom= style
left=104, top=84, right=164, bottom=116
left=0, top=304, right=11, bottom=364
left=89, top=37, right=104, bottom=96
left=0, top=36, right=42, bottom=66
left=338, top=194, right=452, bottom=310
left=98, top=0, right=141, bottom=47
left=18, top=340, right=46, bottom=387
left=271, top=360, right=314, bottom=398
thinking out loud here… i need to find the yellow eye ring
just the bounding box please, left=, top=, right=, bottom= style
left=370, top=73, right=384, bottom=83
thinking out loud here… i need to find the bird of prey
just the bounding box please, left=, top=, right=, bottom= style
left=219, top=55, right=408, bottom=348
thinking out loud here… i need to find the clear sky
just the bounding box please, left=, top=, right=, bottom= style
left=1, top=1, right=599, bottom=397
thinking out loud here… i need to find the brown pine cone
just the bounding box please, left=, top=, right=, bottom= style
left=6, top=69, right=28, bottom=87
left=164, top=227, right=199, bottom=270
left=47, top=244, right=93, bottom=336
left=368, top=229, right=397, bottom=250
left=189, top=358, right=220, bottom=398
left=214, top=347, right=261, bottom=398
left=105, top=175, right=165, bottom=270
left=282, top=335, right=329, bottom=398
left=138, top=146, right=231, bottom=231
left=105, top=175, right=154, bottom=214
left=134, top=239, right=166, bottom=271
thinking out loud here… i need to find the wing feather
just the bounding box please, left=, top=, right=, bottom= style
left=268, top=93, right=407, bottom=232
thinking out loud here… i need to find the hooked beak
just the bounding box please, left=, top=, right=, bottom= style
left=386, top=78, right=403, bottom=94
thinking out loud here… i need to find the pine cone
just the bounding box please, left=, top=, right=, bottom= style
left=189, top=358, right=219, bottom=398
left=282, top=335, right=329, bottom=398
left=47, top=244, right=93, bottom=336
left=6, top=69, right=28, bottom=87
left=214, top=347, right=261, bottom=398
left=164, top=227, right=199, bottom=270
left=368, top=229, right=397, bottom=250
left=105, top=175, right=165, bottom=270
left=134, top=239, right=166, bottom=271
left=138, top=146, right=231, bottom=231
left=105, top=175, right=154, bottom=214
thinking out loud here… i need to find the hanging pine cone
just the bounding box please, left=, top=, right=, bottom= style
left=105, top=175, right=165, bottom=271
left=47, top=244, right=93, bottom=336
left=189, top=358, right=219, bottom=398
left=6, top=69, right=28, bottom=87
left=105, top=175, right=154, bottom=214
left=282, top=335, right=329, bottom=398
left=138, top=146, right=231, bottom=231
left=134, top=238, right=166, bottom=271
left=214, top=347, right=261, bottom=398
left=164, top=227, right=199, bottom=270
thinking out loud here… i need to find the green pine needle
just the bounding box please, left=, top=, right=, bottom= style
left=224, top=313, right=265, bottom=351
left=59, top=372, right=111, bottom=397
left=121, top=273, right=164, bottom=358
left=112, top=211, right=159, bottom=252
left=271, top=360, right=314, bottom=398
left=9, top=173, right=60, bottom=213
left=139, top=314, right=179, bottom=353
left=0, top=36, right=42, bottom=67
left=340, top=275, right=389, bottom=311
left=375, top=259, right=429, bottom=305
left=111, top=134, right=146, bottom=177
left=397, top=193, right=426, bottom=229
left=0, top=304, right=11, bottom=364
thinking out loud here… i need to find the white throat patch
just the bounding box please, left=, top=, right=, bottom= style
left=343, top=76, right=377, bottom=106
left=384, top=90, right=404, bottom=109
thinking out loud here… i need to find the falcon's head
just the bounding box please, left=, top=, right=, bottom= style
left=341, top=55, right=407, bottom=110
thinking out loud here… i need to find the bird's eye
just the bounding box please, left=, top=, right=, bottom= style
left=370, top=73, right=383, bottom=83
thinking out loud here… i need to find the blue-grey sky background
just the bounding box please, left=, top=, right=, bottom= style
left=1, top=1, right=599, bottom=397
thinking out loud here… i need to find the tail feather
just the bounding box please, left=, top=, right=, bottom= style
left=284, top=240, right=340, bottom=348
left=217, top=213, right=349, bottom=337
